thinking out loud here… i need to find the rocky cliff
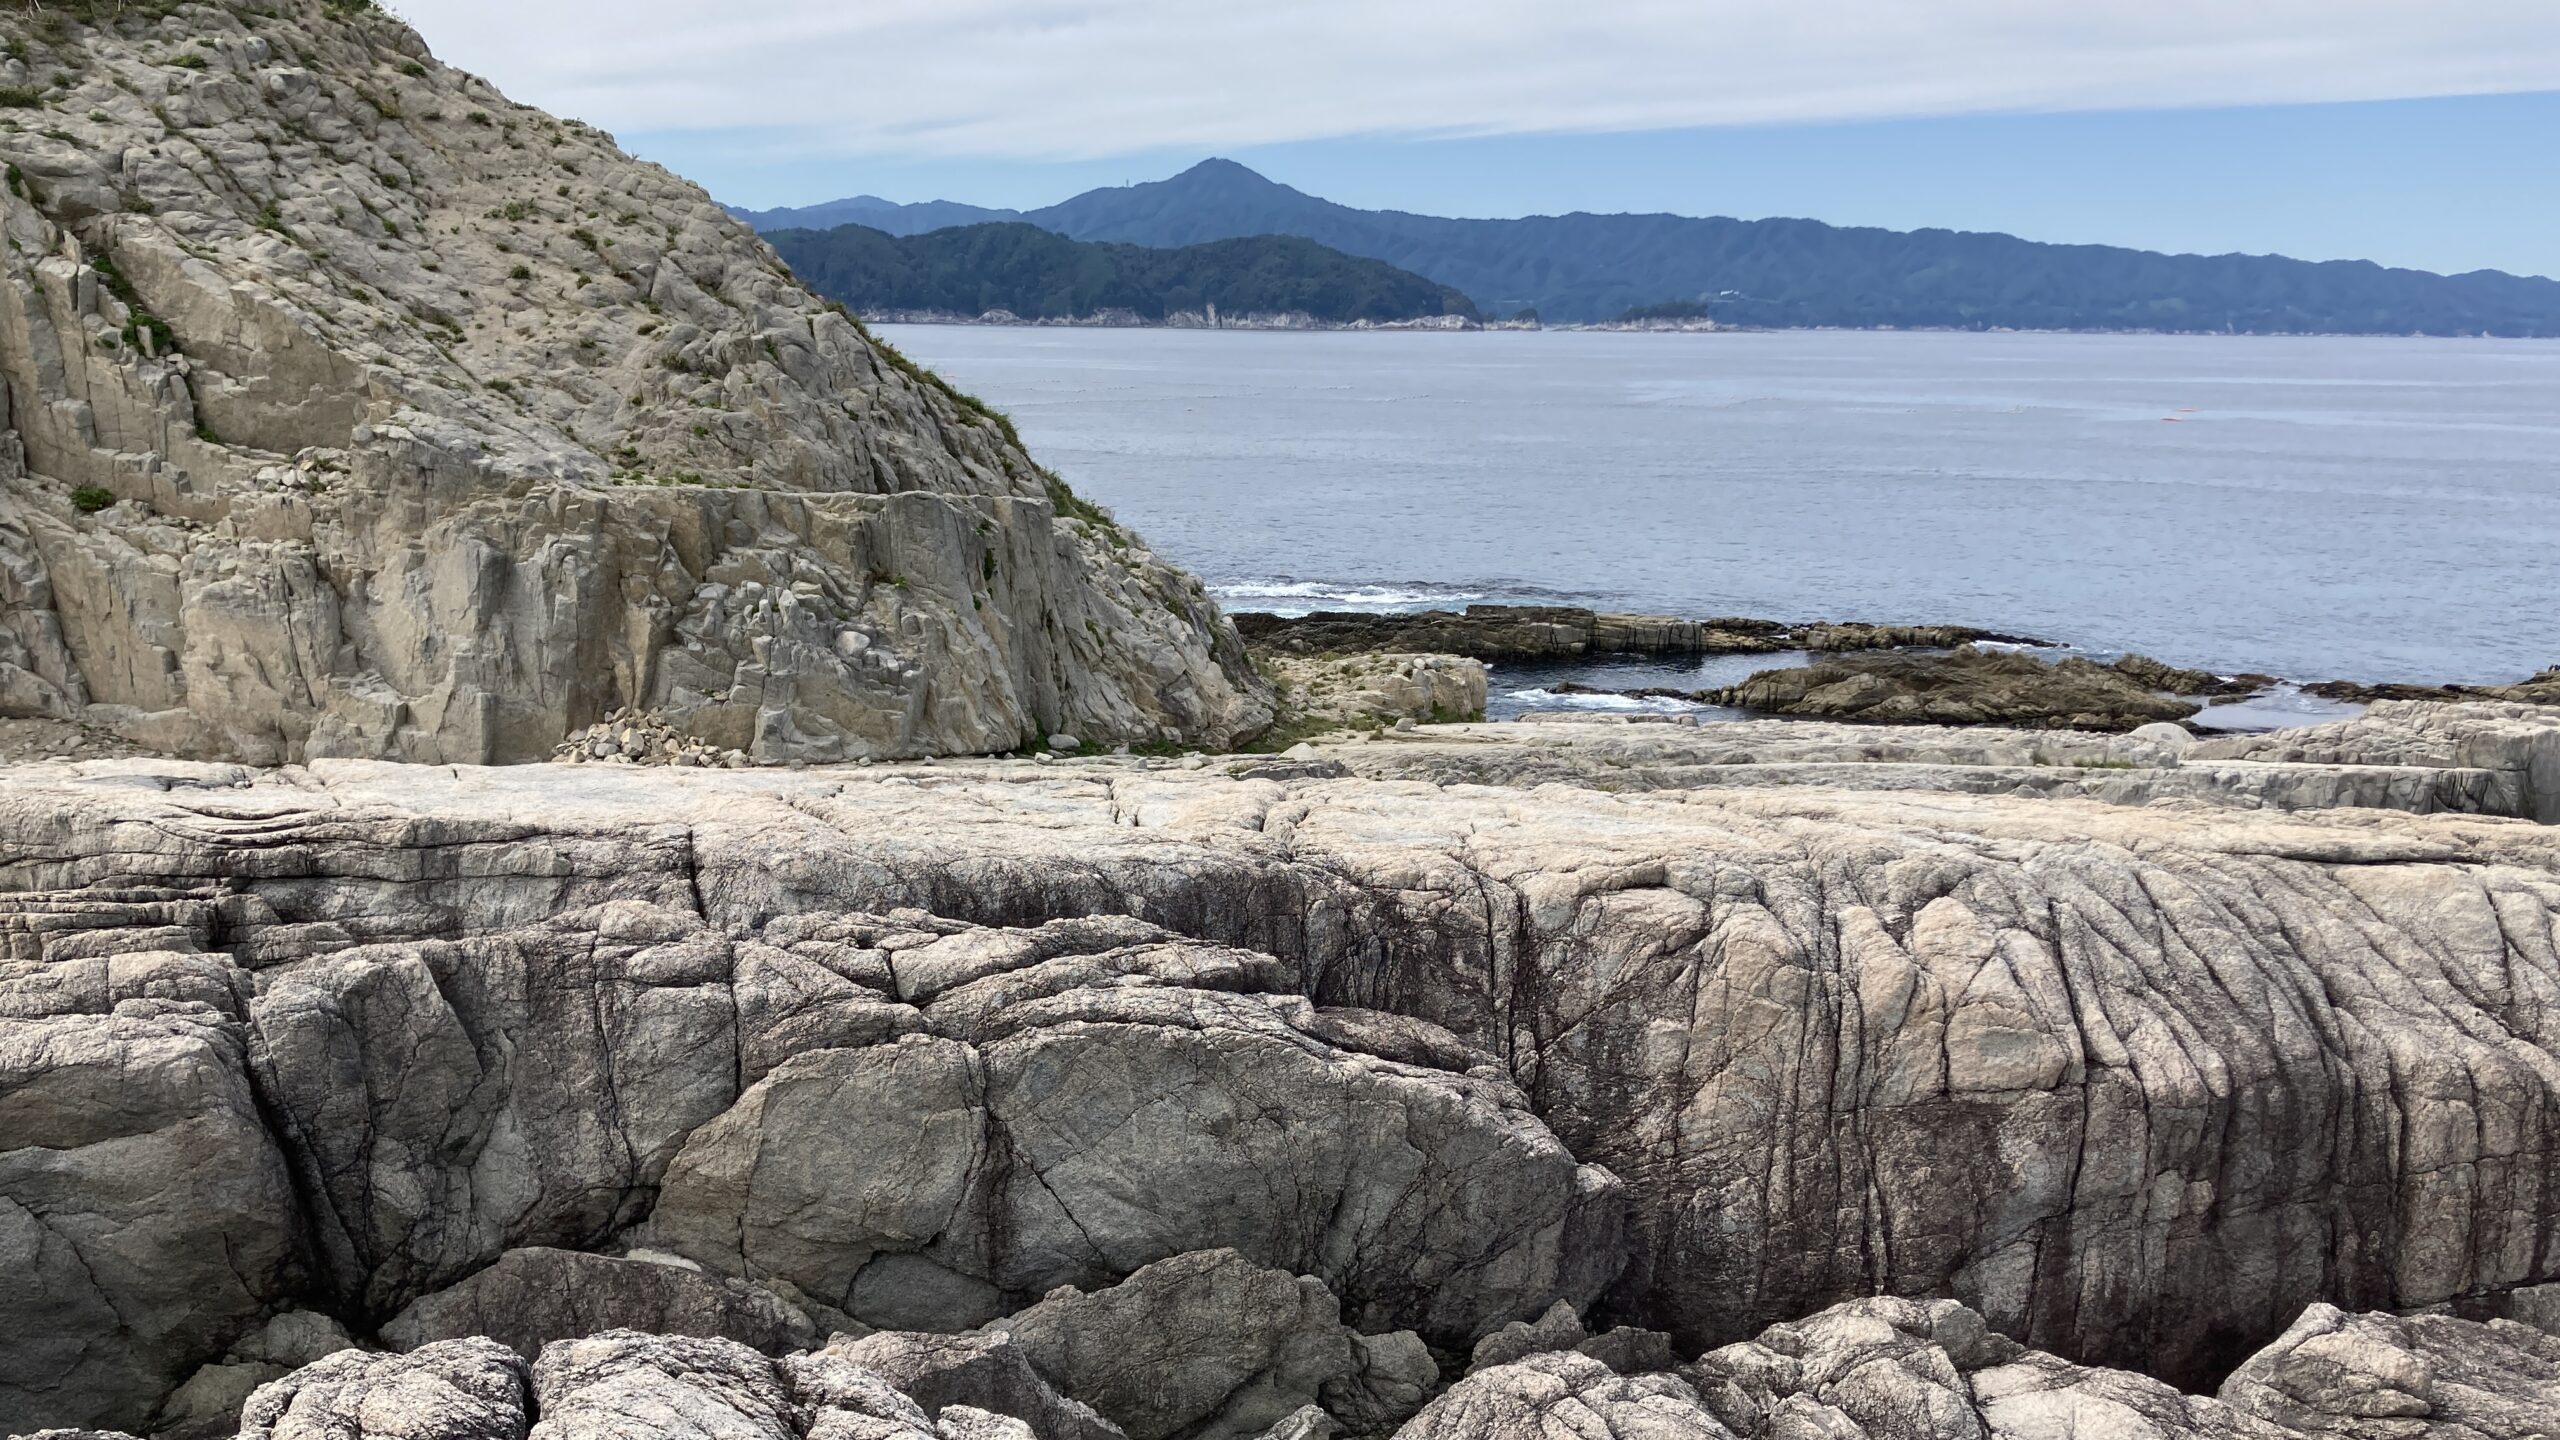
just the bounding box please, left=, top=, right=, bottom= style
left=4, top=701, right=2560, bottom=1434
left=0, top=0, right=1269, bottom=764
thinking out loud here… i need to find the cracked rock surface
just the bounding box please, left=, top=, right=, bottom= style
left=2, top=714, right=2559, bottom=1434
left=27, top=1296, right=2560, bottom=1439
left=0, top=0, right=1268, bottom=766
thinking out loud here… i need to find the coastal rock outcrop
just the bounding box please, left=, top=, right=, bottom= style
left=4, top=722, right=2560, bottom=1431
left=0, top=0, right=1268, bottom=766
left=1232, top=608, right=2039, bottom=664
left=1260, top=653, right=1487, bottom=738
left=2192, top=700, right=2560, bottom=822
left=1714, top=645, right=2202, bottom=730
left=1292, top=711, right=2554, bottom=818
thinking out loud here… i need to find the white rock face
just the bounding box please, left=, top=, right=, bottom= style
left=2192, top=701, right=2560, bottom=822
left=0, top=1, right=1269, bottom=764
left=4, top=731, right=2560, bottom=1435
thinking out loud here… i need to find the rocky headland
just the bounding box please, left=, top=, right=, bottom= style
left=0, top=0, right=1267, bottom=769
left=5, top=7, right=2560, bottom=1440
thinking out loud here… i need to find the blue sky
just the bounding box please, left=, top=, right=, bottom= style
left=399, top=0, right=2560, bottom=279
left=635, top=91, right=2560, bottom=279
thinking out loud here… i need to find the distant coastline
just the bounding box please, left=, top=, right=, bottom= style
left=748, top=159, right=2560, bottom=336
left=860, top=308, right=1506, bottom=332
left=866, top=313, right=2544, bottom=339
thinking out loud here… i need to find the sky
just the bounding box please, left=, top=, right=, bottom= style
left=392, top=0, right=2560, bottom=279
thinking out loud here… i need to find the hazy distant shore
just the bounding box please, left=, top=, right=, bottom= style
left=867, top=311, right=2541, bottom=338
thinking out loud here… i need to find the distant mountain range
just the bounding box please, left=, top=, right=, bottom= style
left=734, top=159, right=2560, bottom=334
left=765, top=222, right=1477, bottom=325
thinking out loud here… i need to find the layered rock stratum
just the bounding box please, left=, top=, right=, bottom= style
left=0, top=0, right=1268, bottom=765
left=3, top=697, right=2560, bottom=1436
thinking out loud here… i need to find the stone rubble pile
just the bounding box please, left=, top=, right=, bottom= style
left=553, top=709, right=753, bottom=768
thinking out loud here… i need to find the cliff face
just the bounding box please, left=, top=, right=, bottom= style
left=4, top=712, right=2560, bottom=1431
left=0, top=0, right=1270, bottom=764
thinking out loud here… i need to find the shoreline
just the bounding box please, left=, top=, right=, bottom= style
left=1233, top=603, right=2559, bottom=734
left=873, top=314, right=2560, bottom=340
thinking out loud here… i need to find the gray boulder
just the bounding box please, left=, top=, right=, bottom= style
left=993, top=1249, right=1433, bottom=1440
left=237, top=1339, right=529, bottom=1440
left=0, top=1009, right=301, bottom=1435
left=381, top=1247, right=820, bottom=1359
left=2129, top=720, right=2198, bottom=752
left=1466, top=1303, right=1586, bottom=1374
left=1686, top=1297, right=2275, bottom=1440
left=813, top=1332, right=1126, bottom=1440
left=152, top=1312, right=358, bottom=1440
left=2218, top=1303, right=2560, bottom=1439
left=248, top=916, right=754, bottom=1319
left=1323, top=1335, right=1439, bottom=1440
left=1394, top=1351, right=1726, bottom=1440
left=1245, top=1408, right=1336, bottom=1440
left=527, top=1331, right=796, bottom=1440
left=935, top=1409, right=1040, bottom=1440
left=779, top=1350, right=940, bottom=1440
left=1571, top=1329, right=1680, bottom=1378
left=650, top=985, right=1623, bottom=1347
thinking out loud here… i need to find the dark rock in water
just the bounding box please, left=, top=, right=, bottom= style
left=2108, top=654, right=2270, bottom=697
left=2502, top=667, right=2560, bottom=703
left=2307, top=667, right=2560, bottom=706
left=1794, top=622, right=2048, bottom=652
left=1716, top=646, right=2202, bottom=731
left=2303, top=679, right=2477, bottom=703
left=1231, top=608, right=2041, bottom=663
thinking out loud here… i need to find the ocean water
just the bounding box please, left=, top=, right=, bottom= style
left=879, top=327, right=2560, bottom=690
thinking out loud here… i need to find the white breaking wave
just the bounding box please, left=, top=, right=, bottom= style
left=1503, top=688, right=1705, bottom=713
left=1210, top=580, right=1490, bottom=615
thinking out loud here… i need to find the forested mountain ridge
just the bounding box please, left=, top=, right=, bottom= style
left=767, top=221, right=1480, bottom=324
left=742, top=159, right=2560, bottom=333
left=732, top=193, right=1019, bottom=235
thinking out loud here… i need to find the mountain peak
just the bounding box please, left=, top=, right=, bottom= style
left=1160, top=158, right=1289, bottom=194
left=1176, top=157, right=1264, bottom=179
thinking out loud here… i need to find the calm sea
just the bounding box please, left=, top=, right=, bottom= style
left=879, top=327, right=2560, bottom=697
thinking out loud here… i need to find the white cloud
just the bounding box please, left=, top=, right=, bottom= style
left=392, top=0, right=2560, bottom=159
